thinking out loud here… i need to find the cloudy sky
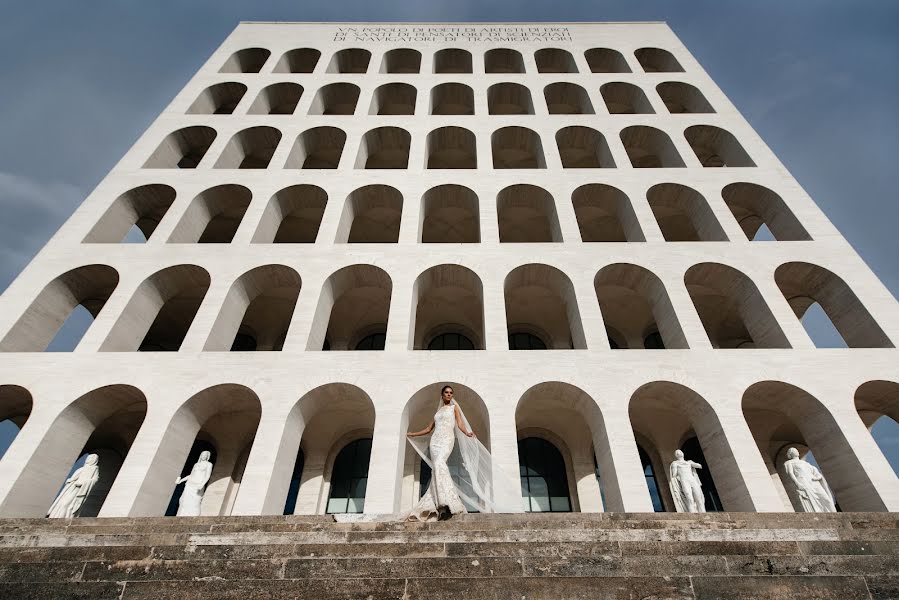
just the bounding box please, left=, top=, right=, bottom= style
left=0, top=1, right=897, bottom=472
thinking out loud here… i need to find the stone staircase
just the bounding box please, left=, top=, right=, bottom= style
left=0, top=513, right=896, bottom=599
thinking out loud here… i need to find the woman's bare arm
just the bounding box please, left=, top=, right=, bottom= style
left=454, top=405, right=475, bottom=437
left=406, top=420, right=435, bottom=437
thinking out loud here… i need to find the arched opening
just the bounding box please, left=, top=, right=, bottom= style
left=284, top=126, right=346, bottom=169
left=0, top=386, right=32, bottom=459
left=585, top=48, right=630, bottom=73
left=380, top=48, right=421, bottom=73
left=620, top=126, right=685, bottom=168
left=630, top=382, right=746, bottom=511
left=556, top=126, right=615, bottom=168
left=308, top=83, right=360, bottom=115
left=487, top=82, right=534, bottom=115
left=497, top=184, right=561, bottom=242
left=743, top=381, right=888, bottom=511
left=485, top=48, right=525, bottom=73
left=635, top=48, right=684, bottom=73
left=685, top=263, right=790, bottom=349
left=0, top=265, right=118, bottom=352
left=544, top=82, right=594, bottom=114
left=336, top=184, right=403, bottom=243
left=327, top=48, right=371, bottom=74
left=273, top=48, right=320, bottom=73
left=505, top=264, right=585, bottom=349
left=420, top=184, right=479, bottom=243
left=144, top=126, right=217, bottom=169
left=426, top=126, right=476, bottom=169
left=167, top=184, right=251, bottom=243
left=775, top=262, right=893, bottom=348
left=0, top=385, right=146, bottom=517
left=273, top=383, right=375, bottom=514
left=685, top=125, right=755, bottom=167
left=219, top=48, right=270, bottom=73
left=125, top=384, right=261, bottom=516
left=307, top=265, right=392, bottom=351
left=855, top=381, right=899, bottom=476
left=516, top=382, right=614, bottom=512
left=100, top=265, right=210, bottom=352
left=187, top=82, right=247, bottom=115
left=369, top=83, right=416, bottom=115
left=656, top=82, right=713, bottom=114
left=309, top=83, right=359, bottom=115
left=204, top=265, right=301, bottom=351
left=252, top=185, right=327, bottom=244
left=492, top=127, right=546, bottom=169
left=247, top=82, right=303, bottom=115
left=594, top=264, right=688, bottom=349
left=214, top=126, right=281, bottom=169
left=535, top=48, right=577, bottom=73
left=433, top=49, right=472, bottom=73
left=84, top=184, right=177, bottom=243
left=355, top=127, right=410, bottom=169
left=600, top=82, right=654, bottom=114
left=430, top=83, right=474, bottom=115
left=411, top=264, right=484, bottom=350
left=722, top=183, right=810, bottom=241
left=647, top=183, right=728, bottom=241
left=571, top=184, right=644, bottom=242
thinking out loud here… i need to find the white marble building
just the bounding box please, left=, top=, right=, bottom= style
left=0, top=22, right=896, bottom=519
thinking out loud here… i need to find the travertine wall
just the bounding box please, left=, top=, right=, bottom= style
left=0, top=22, right=896, bottom=519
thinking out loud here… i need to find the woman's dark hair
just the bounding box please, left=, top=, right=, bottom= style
left=441, top=385, right=453, bottom=395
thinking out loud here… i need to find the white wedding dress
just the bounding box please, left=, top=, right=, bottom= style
left=408, top=403, right=467, bottom=521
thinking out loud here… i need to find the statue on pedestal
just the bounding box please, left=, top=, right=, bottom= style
left=782, top=447, right=836, bottom=513
left=175, top=450, right=213, bottom=516
left=669, top=449, right=706, bottom=513
left=47, top=454, right=100, bottom=518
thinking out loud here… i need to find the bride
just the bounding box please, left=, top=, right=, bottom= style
left=406, top=385, right=474, bottom=520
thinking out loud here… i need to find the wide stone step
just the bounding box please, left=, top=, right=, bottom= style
left=1, top=575, right=893, bottom=600
left=1, top=539, right=897, bottom=563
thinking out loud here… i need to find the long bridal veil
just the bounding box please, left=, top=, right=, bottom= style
left=406, top=399, right=521, bottom=513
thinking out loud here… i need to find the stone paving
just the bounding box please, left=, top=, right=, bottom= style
left=0, top=513, right=896, bottom=599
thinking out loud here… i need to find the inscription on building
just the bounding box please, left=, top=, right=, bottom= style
left=333, top=26, right=572, bottom=43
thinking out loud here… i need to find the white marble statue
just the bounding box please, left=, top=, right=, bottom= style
left=668, top=449, right=706, bottom=513
left=47, top=454, right=100, bottom=518
left=175, top=450, right=213, bottom=516
left=782, top=447, right=836, bottom=513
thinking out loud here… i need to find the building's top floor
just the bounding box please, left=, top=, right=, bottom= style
left=201, top=21, right=693, bottom=77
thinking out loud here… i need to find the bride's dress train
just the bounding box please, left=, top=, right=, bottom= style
left=408, top=404, right=467, bottom=521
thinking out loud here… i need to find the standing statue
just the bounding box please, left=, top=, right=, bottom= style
left=175, top=450, right=213, bottom=516
left=47, top=454, right=100, bottom=518
left=782, top=447, right=836, bottom=513
left=668, top=449, right=706, bottom=513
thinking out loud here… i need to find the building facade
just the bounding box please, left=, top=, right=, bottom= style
left=0, top=21, right=896, bottom=520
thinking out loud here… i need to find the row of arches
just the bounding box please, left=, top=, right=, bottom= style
left=220, top=46, right=684, bottom=75
left=189, top=80, right=712, bottom=117
left=2, top=259, right=891, bottom=354
left=144, top=124, right=753, bottom=170
left=0, top=379, right=895, bottom=517
left=84, top=181, right=807, bottom=246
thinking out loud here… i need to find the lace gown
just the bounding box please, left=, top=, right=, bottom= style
left=408, top=404, right=468, bottom=521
